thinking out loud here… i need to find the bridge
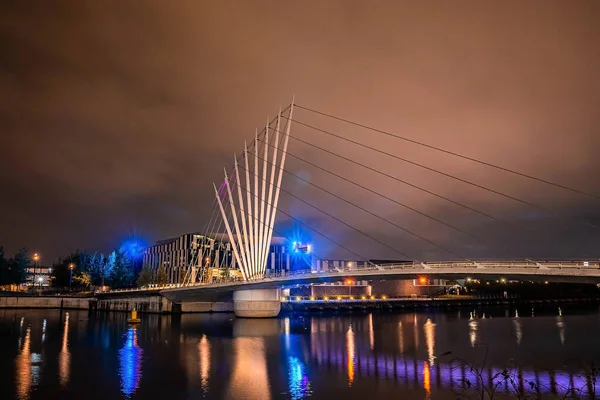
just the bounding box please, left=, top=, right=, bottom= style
left=128, top=100, right=600, bottom=317
left=100, top=260, right=600, bottom=308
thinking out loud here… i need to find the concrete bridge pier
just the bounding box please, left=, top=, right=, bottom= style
left=233, top=288, right=281, bottom=318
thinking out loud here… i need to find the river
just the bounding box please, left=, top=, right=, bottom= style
left=1, top=304, right=600, bottom=399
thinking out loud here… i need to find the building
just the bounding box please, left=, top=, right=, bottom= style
left=143, top=233, right=306, bottom=284
left=25, top=266, right=52, bottom=287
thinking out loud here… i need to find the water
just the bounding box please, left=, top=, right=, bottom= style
left=1, top=305, right=600, bottom=399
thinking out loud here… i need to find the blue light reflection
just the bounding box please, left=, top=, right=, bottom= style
left=287, top=356, right=311, bottom=400
left=118, top=328, right=143, bottom=397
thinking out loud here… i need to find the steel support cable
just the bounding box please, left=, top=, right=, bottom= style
left=255, top=135, right=478, bottom=241
left=241, top=140, right=419, bottom=260
left=185, top=183, right=222, bottom=284
left=238, top=155, right=464, bottom=260
left=200, top=164, right=237, bottom=282
left=253, top=137, right=473, bottom=260
left=262, top=125, right=597, bottom=259
left=229, top=174, right=379, bottom=263
left=295, top=104, right=600, bottom=201
left=266, top=123, right=525, bottom=233
left=186, top=196, right=217, bottom=284
left=284, top=117, right=600, bottom=230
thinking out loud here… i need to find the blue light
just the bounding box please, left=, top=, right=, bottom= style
left=120, top=239, right=146, bottom=260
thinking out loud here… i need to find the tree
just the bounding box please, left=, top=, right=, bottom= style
left=0, top=246, right=8, bottom=286
left=73, top=272, right=92, bottom=288
left=9, top=248, right=29, bottom=284
left=156, top=265, right=168, bottom=285
left=108, top=249, right=134, bottom=288
left=51, top=252, right=85, bottom=288
left=87, top=252, right=110, bottom=286
left=136, top=265, right=154, bottom=287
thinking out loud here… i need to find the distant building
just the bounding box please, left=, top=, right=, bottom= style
left=25, top=266, right=52, bottom=287
left=143, top=233, right=303, bottom=284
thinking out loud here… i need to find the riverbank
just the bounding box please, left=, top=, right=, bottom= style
left=1, top=293, right=599, bottom=314
left=0, top=295, right=92, bottom=310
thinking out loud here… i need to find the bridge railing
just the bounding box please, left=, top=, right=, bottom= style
left=102, top=259, right=600, bottom=293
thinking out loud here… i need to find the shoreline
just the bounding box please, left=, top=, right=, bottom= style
left=1, top=294, right=599, bottom=314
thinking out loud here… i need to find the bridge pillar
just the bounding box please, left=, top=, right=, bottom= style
left=233, top=288, right=281, bottom=318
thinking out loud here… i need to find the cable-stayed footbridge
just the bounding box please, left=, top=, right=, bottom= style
left=122, top=100, right=600, bottom=316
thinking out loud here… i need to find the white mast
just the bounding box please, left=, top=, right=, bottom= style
left=263, top=102, right=293, bottom=275
left=243, top=142, right=255, bottom=279
left=214, top=100, right=294, bottom=281
left=234, top=156, right=252, bottom=281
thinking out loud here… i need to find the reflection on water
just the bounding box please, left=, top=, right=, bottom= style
left=424, top=319, right=435, bottom=366
left=59, top=313, right=70, bottom=387
left=423, top=361, right=431, bottom=398
left=15, top=326, right=31, bottom=400
left=513, top=318, right=523, bottom=347
left=346, top=325, right=355, bottom=386
left=284, top=317, right=291, bottom=350
left=41, top=319, right=46, bottom=344
left=118, top=327, right=143, bottom=397
left=288, top=356, right=311, bottom=400
left=413, top=313, right=419, bottom=350
left=227, top=337, right=271, bottom=400
left=557, top=317, right=565, bottom=346
left=368, top=314, right=374, bottom=350
left=198, top=334, right=210, bottom=392
left=398, top=322, right=404, bottom=353
left=468, top=320, right=478, bottom=347
left=3, top=307, right=600, bottom=399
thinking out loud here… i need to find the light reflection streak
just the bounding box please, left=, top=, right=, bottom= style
left=346, top=325, right=355, bottom=386
left=199, top=334, right=210, bottom=392
left=288, top=356, right=311, bottom=399
left=368, top=314, right=374, bottom=350
left=284, top=317, right=291, bottom=350
left=16, top=326, right=31, bottom=400
left=41, top=319, right=46, bottom=343
left=59, top=313, right=70, bottom=387
left=513, top=318, right=522, bottom=347
left=227, top=338, right=271, bottom=400
left=18, top=317, right=24, bottom=348
left=423, top=361, right=431, bottom=398
left=424, top=319, right=436, bottom=366
left=398, top=322, right=404, bottom=353
left=118, top=327, right=143, bottom=397
left=469, top=320, right=478, bottom=348
left=556, top=317, right=565, bottom=346
left=413, top=314, right=419, bottom=350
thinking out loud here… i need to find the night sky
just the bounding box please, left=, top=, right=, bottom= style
left=2, top=1, right=600, bottom=262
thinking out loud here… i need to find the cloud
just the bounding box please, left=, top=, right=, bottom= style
left=1, top=1, right=600, bottom=261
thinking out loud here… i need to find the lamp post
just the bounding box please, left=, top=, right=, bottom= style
left=69, top=263, right=75, bottom=291
left=33, top=253, right=40, bottom=290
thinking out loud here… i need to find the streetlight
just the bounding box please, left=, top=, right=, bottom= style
left=69, top=263, right=75, bottom=291
left=33, top=253, right=40, bottom=289
left=37, top=276, right=43, bottom=289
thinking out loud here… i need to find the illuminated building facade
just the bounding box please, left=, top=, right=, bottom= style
left=25, top=266, right=51, bottom=287
left=142, top=233, right=297, bottom=284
